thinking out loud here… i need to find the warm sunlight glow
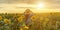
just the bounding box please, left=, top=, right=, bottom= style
left=37, top=3, right=45, bottom=9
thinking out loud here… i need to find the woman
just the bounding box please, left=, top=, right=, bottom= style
left=24, top=9, right=33, bottom=26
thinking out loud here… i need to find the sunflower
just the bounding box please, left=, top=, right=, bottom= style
left=18, top=15, right=25, bottom=23
left=24, top=25, right=29, bottom=29
left=31, top=15, right=37, bottom=21
left=0, top=16, right=2, bottom=20
left=39, top=17, right=44, bottom=22
left=45, top=18, right=49, bottom=22
left=44, top=18, right=49, bottom=24
left=20, top=28, right=23, bottom=30
left=4, top=19, right=11, bottom=24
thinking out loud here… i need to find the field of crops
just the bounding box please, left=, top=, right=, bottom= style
left=0, top=12, right=60, bottom=30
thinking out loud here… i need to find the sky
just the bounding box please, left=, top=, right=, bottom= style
left=0, top=0, right=60, bottom=13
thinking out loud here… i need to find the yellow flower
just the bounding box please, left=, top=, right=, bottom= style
left=18, top=15, right=25, bottom=22
left=20, top=28, right=23, bottom=30
left=24, top=25, right=29, bottom=29
left=4, top=19, right=11, bottom=24
left=0, top=16, right=2, bottom=20
left=31, top=15, right=38, bottom=21
left=44, top=18, right=49, bottom=24
left=45, top=18, right=49, bottom=22
left=40, top=17, right=44, bottom=21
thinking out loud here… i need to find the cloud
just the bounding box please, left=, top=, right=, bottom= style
left=0, top=0, right=36, bottom=4
left=0, top=0, right=60, bottom=13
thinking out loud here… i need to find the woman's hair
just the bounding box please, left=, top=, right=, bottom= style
left=25, top=9, right=31, bottom=12
left=24, top=9, right=33, bottom=15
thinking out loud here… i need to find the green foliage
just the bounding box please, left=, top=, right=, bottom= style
left=0, top=13, right=60, bottom=30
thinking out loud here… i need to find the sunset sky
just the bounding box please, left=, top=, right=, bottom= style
left=0, top=0, right=60, bottom=13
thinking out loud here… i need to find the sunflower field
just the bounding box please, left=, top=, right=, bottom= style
left=0, top=12, right=60, bottom=30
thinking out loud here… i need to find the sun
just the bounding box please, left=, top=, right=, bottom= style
left=37, top=3, right=45, bottom=9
